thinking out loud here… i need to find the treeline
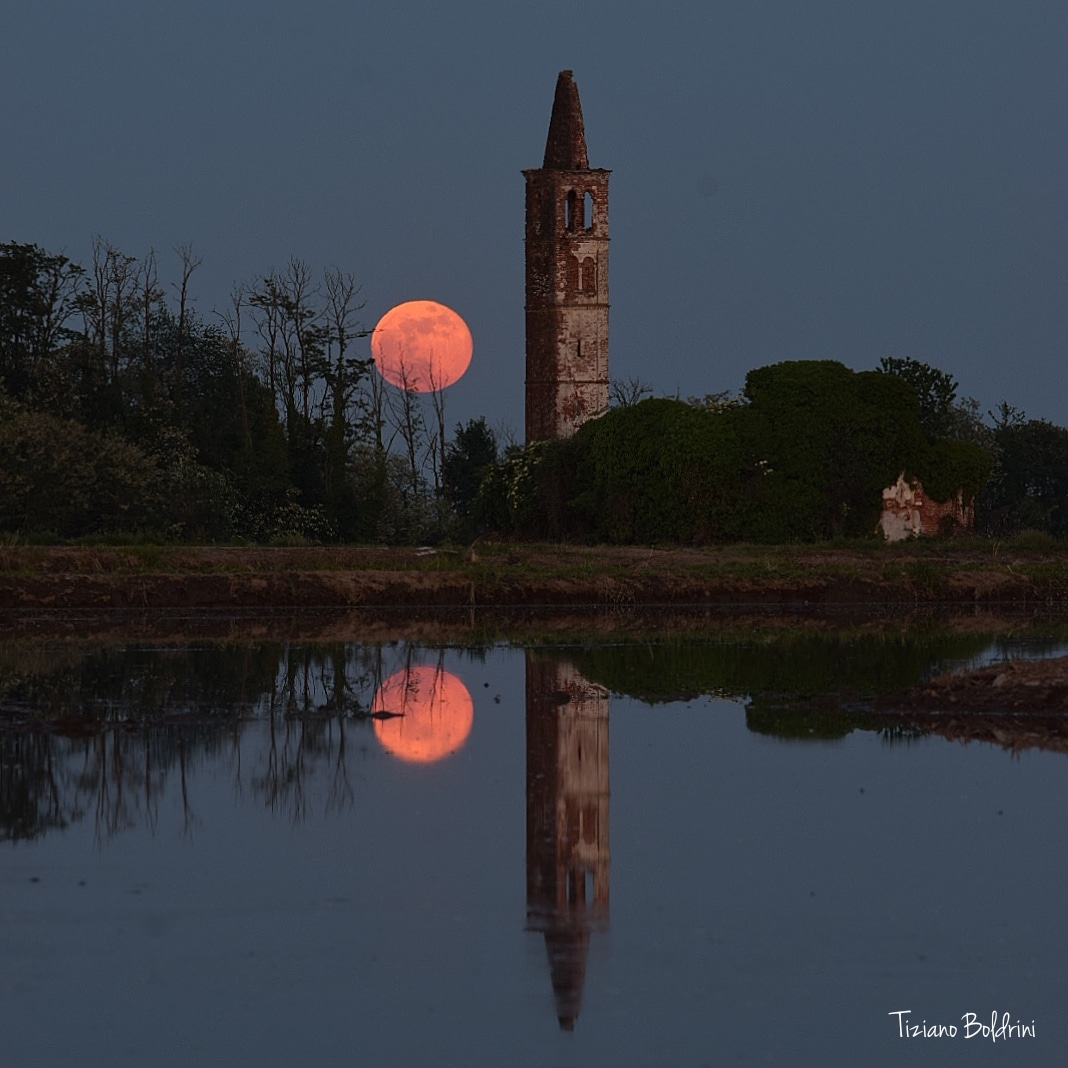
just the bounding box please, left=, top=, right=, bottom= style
left=477, top=359, right=1068, bottom=543
left=4, top=239, right=1066, bottom=546
left=0, top=240, right=497, bottom=542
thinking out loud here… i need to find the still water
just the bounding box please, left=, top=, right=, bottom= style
left=1, top=632, right=1065, bottom=1066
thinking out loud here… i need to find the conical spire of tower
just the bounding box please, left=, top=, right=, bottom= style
left=542, top=70, right=589, bottom=170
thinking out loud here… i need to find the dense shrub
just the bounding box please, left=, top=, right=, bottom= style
left=474, top=440, right=571, bottom=538
left=567, top=399, right=744, bottom=543
left=0, top=401, right=160, bottom=537
left=738, top=362, right=929, bottom=539
left=478, top=361, right=995, bottom=545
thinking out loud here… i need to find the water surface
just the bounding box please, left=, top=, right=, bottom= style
left=1, top=635, right=1064, bottom=1066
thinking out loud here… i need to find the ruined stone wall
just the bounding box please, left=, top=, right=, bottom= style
left=879, top=474, right=975, bottom=541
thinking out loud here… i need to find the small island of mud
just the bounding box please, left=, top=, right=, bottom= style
left=871, top=654, right=1068, bottom=755
left=879, top=655, right=1068, bottom=715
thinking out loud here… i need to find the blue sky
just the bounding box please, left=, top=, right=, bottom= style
left=3, top=0, right=1065, bottom=439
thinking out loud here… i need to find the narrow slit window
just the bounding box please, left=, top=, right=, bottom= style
left=565, top=190, right=578, bottom=232
left=583, top=191, right=594, bottom=230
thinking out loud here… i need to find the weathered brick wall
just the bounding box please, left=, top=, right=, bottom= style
left=879, top=474, right=975, bottom=540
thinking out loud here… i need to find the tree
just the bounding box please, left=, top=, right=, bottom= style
left=740, top=361, right=930, bottom=539
left=321, top=266, right=370, bottom=435
left=171, top=243, right=202, bottom=415
left=320, top=267, right=370, bottom=538
left=609, top=376, right=652, bottom=407
left=0, top=237, right=458, bottom=544
left=877, top=356, right=958, bottom=441
left=247, top=258, right=375, bottom=525
left=443, top=418, right=498, bottom=517
left=569, top=398, right=741, bottom=542
left=480, top=361, right=992, bottom=545
left=978, top=415, right=1068, bottom=536
left=0, top=242, right=85, bottom=403
left=380, top=357, right=429, bottom=504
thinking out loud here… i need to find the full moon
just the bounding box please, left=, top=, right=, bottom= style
left=371, top=665, right=474, bottom=764
left=370, top=300, right=473, bottom=392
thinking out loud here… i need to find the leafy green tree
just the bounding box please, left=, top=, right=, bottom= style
left=877, top=356, right=958, bottom=441
left=920, top=438, right=994, bottom=504
left=979, top=416, right=1068, bottom=536
left=444, top=417, right=498, bottom=518
left=476, top=401, right=745, bottom=543
left=474, top=440, right=554, bottom=536
left=350, top=445, right=436, bottom=544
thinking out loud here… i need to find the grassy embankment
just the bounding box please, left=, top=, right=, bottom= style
left=2, top=534, right=1068, bottom=616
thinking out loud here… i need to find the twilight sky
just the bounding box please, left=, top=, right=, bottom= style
left=3, top=0, right=1065, bottom=439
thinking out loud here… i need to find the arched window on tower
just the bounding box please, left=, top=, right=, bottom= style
left=583, top=191, right=594, bottom=230
left=565, top=190, right=578, bottom=232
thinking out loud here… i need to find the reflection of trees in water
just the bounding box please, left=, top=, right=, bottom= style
left=567, top=631, right=999, bottom=707
left=0, top=731, right=82, bottom=841
left=9, top=631, right=1034, bottom=846
left=0, top=643, right=273, bottom=720
left=253, top=644, right=364, bottom=823
left=77, top=720, right=232, bottom=843
left=0, top=718, right=230, bottom=843
left=0, top=641, right=446, bottom=842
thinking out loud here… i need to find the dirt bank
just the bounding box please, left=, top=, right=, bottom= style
left=2, top=541, right=1066, bottom=610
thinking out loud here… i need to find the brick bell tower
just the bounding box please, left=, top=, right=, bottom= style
left=524, top=70, right=610, bottom=443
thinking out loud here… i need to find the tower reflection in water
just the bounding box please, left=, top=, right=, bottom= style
left=525, top=652, right=610, bottom=1031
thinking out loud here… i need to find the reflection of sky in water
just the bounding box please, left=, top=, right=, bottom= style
left=942, top=637, right=1068, bottom=676
left=0, top=641, right=1065, bottom=1066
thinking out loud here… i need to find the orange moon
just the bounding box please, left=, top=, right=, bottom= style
left=370, top=300, right=473, bottom=392
left=371, top=665, right=474, bottom=764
